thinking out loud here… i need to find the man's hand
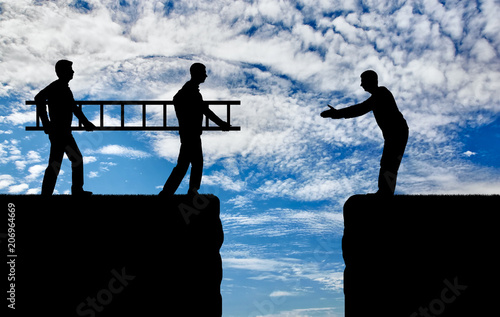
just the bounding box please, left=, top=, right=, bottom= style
left=220, top=121, right=231, bottom=132
left=43, top=122, right=53, bottom=135
left=84, top=121, right=97, bottom=131
left=320, top=105, right=342, bottom=119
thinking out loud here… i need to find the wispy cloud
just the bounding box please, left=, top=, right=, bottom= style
left=269, top=291, right=299, bottom=298
left=25, top=164, right=46, bottom=182
left=88, top=144, right=151, bottom=159
left=0, top=175, right=15, bottom=190
left=224, top=257, right=298, bottom=272
left=223, top=254, right=344, bottom=293
left=8, top=183, right=29, bottom=194
left=257, top=306, right=341, bottom=317
left=222, top=207, right=343, bottom=237
left=88, top=171, right=100, bottom=178
left=203, top=170, right=246, bottom=191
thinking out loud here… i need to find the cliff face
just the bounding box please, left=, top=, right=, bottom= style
left=2, top=194, right=223, bottom=316
left=342, top=195, right=499, bottom=317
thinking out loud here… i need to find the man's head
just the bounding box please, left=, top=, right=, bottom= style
left=190, top=63, right=207, bottom=84
left=360, top=70, right=378, bottom=93
left=55, top=60, right=74, bottom=82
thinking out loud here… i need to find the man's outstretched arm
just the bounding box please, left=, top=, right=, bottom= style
left=322, top=96, right=374, bottom=119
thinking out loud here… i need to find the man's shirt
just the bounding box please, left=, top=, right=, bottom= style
left=337, top=86, right=408, bottom=138
left=173, top=80, right=210, bottom=141
left=35, top=79, right=76, bottom=134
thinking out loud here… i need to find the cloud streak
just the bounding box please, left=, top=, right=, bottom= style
left=88, top=144, right=151, bottom=159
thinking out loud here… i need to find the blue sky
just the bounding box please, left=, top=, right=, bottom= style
left=1, top=0, right=500, bottom=316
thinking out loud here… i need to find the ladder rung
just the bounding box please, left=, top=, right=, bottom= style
left=120, top=104, right=124, bottom=127
left=142, top=104, right=146, bottom=127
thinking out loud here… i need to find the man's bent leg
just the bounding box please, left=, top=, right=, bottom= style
left=378, top=131, right=408, bottom=195
left=188, top=138, right=203, bottom=191
left=378, top=163, right=400, bottom=195
left=161, top=142, right=192, bottom=196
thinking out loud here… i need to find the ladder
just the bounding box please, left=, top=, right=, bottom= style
left=25, top=100, right=241, bottom=131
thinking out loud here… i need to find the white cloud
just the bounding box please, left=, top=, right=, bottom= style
left=471, top=38, right=497, bottom=62
left=0, top=140, right=22, bottom=164
left=223, top=257, right=297, bottom=272
left=0, top=175, right=15, bottom=190
left=89, top=144, right=151, bottom=159
left=257, top=306, right=340, bottom=317
left=99, top=161, right=117, bottom=171
left=203, top=171, right=246, bottom=192
left=83, top=156, right=97, bottom=164
left=0, top=108, right=36, bottom=126
left=26, top=187, right=40, bottom=195
left=88, top=171, right=99, bottom=178
left=269, top=291, right=298, bottom=298
left=227, top=194, right=255, bottom=209
left=8, top=183, right=29, bottom=194
left=221, top=208, right=344, bottom=237
left=15, top=150, right=42, bottom=171
left=25, top=164, right=46, bottom=182
left=223, top=254, right=344, bottom=292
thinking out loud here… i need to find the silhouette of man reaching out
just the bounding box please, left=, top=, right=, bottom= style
left=321, top=70, right=409, bottom=195
left=159, top=63, right=230, bottom=198
left=35, top=60, right=96, bottom=196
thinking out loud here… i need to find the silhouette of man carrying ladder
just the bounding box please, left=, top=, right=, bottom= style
left=35, top=60, right=96, bottom=196
left=321, top=70, right=409, bottom=195
left=159, top=63, right=230, bottom=198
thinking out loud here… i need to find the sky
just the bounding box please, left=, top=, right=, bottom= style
left=1, top=0, right=500, bottom=316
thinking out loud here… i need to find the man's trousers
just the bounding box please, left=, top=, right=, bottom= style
left=41, top=133, right=84, bottom=195
left=161, top=137, right=203, bottom=196
left=378, top=128, right=409, bottom=195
